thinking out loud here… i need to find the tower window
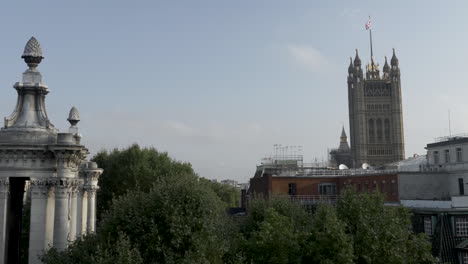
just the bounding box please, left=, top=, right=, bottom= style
left=445, top=149, right=450, bottom=163
left=369, top=119, right=375, bottom=144
left=384, top=119, right=390, bottom=143
left=376, top=119, right=383, bottom=143
left=457, top=148, right=463, bottom=162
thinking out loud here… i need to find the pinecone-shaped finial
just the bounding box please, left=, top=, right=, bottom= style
left=22, top=37, right=44, bottom=69
left=67, top=106, right=80, bottom=126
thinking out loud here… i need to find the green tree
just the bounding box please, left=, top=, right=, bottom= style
left=303, top=203, right=354, bottom=264
left=42, top=174, right=229, bottom=264
left=233, top=198, right=310, bottom=264
left=40, top=234, right=142, bottom=264
left=93, top=144, right=196, bottom=218
left=337, top=189, right=436, bottom=264
left=199, top=178, right=241, bottom=208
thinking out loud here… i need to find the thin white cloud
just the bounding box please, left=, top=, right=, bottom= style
left=287, top=44, right=332, bottom=73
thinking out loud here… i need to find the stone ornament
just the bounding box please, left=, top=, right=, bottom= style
left=67, top=107, right=80, bottom=126
left=22, top=37, right=44, bottom=70
left=22, top=37, right=43, bottom=58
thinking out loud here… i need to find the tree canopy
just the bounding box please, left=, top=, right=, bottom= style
left=42, top=145, right=436, bottom=264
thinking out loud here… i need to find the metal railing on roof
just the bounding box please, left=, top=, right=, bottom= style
left=434, top=133, right=468, bottom=143
left=272, top=168, right=398, bottom=178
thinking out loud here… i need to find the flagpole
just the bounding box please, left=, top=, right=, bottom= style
left=369, top=16, right=373, bottom=60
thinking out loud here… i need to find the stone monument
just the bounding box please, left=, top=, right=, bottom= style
left=0, top=37, right=103, bottom=264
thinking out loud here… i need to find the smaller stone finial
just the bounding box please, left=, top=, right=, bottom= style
left=67, top=107, right=80, bottom=126
left=383, top=56, right=390, bottom=72
left=354, top=49, right=361, bottom=67
left=22, top=37, right=44, bottom=70
left=391, top=48, right=399, bottom=67
left=348, top=57, right=353, bottom=74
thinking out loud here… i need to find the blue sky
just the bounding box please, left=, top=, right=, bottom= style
left=0, top=1, right=466, bottom=182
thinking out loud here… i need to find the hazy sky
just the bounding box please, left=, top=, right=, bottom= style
left=0, top=1, right=466, bottom=182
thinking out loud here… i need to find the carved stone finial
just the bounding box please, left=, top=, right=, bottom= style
left=22, top=37, right=44, bottom=69
left=67, top=106, right=80, bottom=126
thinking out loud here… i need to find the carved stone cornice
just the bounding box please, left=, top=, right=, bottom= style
left=0, top=149, right=54, bottom=168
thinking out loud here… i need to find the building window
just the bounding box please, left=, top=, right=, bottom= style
left=381, top=181, right=386, bottom=193
left=288, top=183, right=297, bottom=195
left=455, top=217, right=468, bottom=236
left=369, top=119, right=375, bottom=144
left=434, top=151, right=439, bottom=164
left=357, top=183, right=361, bottom=192
left=460, top=178, right=465, bottom=196
left=365, top=182, right=369, bottom=193
left=391, top=180, right=396, bottom=196
left=445, top=149, right=450, bottom=163
left=373, top=181, right=377, bottom=191
left=457, top=148, right=463, bottom=162
left=423, top=216, right=432, bottom=236
left=319, top=183, right=336, bottom=195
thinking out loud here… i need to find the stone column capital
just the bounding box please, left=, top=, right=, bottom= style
left=30, top=179, right=49, bottom=199
left=49, top=178, right=77, bottom=198
left=84, top=185, right=98, bottom=198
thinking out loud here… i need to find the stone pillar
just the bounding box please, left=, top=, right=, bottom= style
left=75, top=187, right=84, bottom=237
left=81, top=191, right=88, bottom=235
left=69, top=187, right=78, bottom=241
left=0, top=180, right=9, bottom=264
left=28, top=180, right=48, bottom=264
left=86, top=187, right=96, bottom=233
left=53, top=181, right=71, bottom=250
left=44, top=186, right=55, bottom=248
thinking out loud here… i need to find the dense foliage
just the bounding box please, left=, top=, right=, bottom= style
left=41, top=145, right=436, bottom=264
left=92, top=144, right=196, bottom=219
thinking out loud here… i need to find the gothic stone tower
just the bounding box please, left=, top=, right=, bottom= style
left=0, top=37, right=103, bottom=264
left=347, top=49, right=405, bottom=167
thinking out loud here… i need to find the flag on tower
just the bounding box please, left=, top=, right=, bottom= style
left=365, top=18, right=372, bottom=30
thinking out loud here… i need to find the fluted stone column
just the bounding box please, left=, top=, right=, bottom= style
left=75, top=187, right=84, bottom=237
left=86, top=188, right=96, bottom=233
left=28, top=180, right=48, bottom=264
left=81, top=191, right=88, bottom=234
left=69, top=187, right=78, bottom=241
left=0, top=180, right=9, bottom=264
left=53, top=183, right=71, bottom=250
left=45, top=186, right=55, bottom=248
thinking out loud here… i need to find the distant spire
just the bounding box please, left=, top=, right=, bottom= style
left=340, top=126, right=347, bottom=143
left=354, top=49, right=361, bottom=67
left=391, top=48, right=399, bottom=67
left=338, top=126, right=350, bottom=152
left=348, top=57, right=353, bottom=74
left=383, top=56, right=390, bottom=72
